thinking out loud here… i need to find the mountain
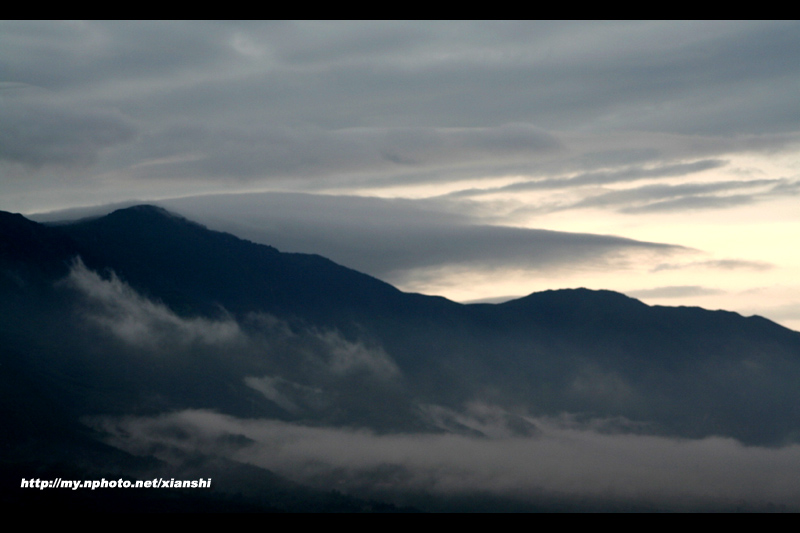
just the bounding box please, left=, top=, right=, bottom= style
left=56, top=204, right=459, bottom=325
left=3, top=205, right=800, bottom=512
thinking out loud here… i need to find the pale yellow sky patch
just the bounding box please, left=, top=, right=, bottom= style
left=383, top=150, right=800, bottom=331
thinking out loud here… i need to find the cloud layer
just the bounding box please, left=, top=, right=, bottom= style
left=93, top=408, right=800, bottom=511
left=155, top=192, right=684, bottom=284
left=0, top=90, right=135, bottom=169
left=4, top=21, right=800, bottom=205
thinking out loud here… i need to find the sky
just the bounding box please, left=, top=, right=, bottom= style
left=3, top=20, right=800, bottom=330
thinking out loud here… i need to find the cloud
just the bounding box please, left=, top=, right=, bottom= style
left=443, top=159, right=729, bottom=198
left=625, top=285, right=726, bottom=299
left=474, top=171, right=800, bottom=222
left=574, top=178, right=782, bottom=211
left=62, top=257, right=242, bottom=349
left=0, top=21, right=242, bottom=91
left=149, top=193, right=684, bottom=284
left=316, top=330, right=400, bottom=380
left=63, top=256, right=403, bottom=377
left=651, top=259, right=774, bottom=273
left=60, top=257, right=411, bottom=426
left=92, top=407, right=800, bottom=510
left=0, top=92, right=136, bottom=169
left=3, top=21, right=800, bottom=212
left=244, top=375, right=323, bottom=415
left=619, top=193, right=757, bottom=214
left=489, top=177, right=800, bottom=216
left=32, top=194, right=688, bottom=301
left=124, top=123, right=561, bottom=182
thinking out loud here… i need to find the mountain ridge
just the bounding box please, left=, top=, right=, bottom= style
left=4, top=203, right=800, bottom=510
left=2, top=205, right=800, bottom=443
left=31, top=204, right=793, bottom=330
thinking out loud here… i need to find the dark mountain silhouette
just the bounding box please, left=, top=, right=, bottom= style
left=3, top=204, right=800, bottom=511
left=57, top=205, right=459, bottom=326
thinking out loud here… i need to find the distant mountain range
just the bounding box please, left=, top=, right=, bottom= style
left=3, top=205, right=800, bottom=512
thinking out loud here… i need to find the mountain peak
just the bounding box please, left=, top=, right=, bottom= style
left=107, top=204, right=190, bottom=222
left=116, top=204, right=173, bottom=216
left=502, top=287, right=647, bottom=310
left=85, top=204, right=214, bottom=236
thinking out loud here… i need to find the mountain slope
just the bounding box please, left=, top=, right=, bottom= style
left=3, top=205, right=799, bottom=438
left=58, top=204, right=461, bottom=329
left=3, top=205, right=800, bottom=510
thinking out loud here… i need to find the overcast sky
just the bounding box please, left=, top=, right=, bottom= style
left=3, top=21, right=799, bottom=329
